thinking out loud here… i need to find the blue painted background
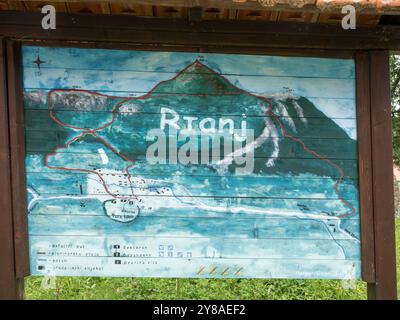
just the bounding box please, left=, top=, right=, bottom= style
left=23, top=46, right=361, bottom=279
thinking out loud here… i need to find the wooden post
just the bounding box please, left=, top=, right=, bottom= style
left=356, top=52, right=375, bottom=283
left=6, top=41, right=30, bottom=280
left=368, top=50, right=398, bottom=300
left=0, top=39, right=24, bottom=299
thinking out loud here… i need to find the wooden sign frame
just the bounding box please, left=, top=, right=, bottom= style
left=0, top=11, right=397, bottom=300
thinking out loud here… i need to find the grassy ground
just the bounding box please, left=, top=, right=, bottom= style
left=24, top=218, right=399, bottom=300
left=397, top=217, right=400, bottom=298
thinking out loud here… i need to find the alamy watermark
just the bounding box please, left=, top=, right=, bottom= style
left=342, top=5, right=356, bottom=30
left=145, top=107, right=255, bottom=175
left=41, top=5, right=56, bottom=30
left=40, top=4, right=358, bottom=31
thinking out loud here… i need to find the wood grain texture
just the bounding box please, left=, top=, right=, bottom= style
left=0, top=38, right=23, bottom=300
left=368, top=50, right=397, bottom=299
left=6, top=40, right=29, bottom=279
left=355, top=52, right=375, bottom=283
left=0, top=11, right=399, bottom=50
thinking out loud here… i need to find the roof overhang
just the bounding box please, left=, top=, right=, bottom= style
left=1, top=0, right=400, bottom=26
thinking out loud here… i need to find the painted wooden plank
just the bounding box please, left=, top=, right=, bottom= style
left=26, top=173, right=359, bottom=222
left=25, top=135, right=358, bottom=159
left=27, top=234, right=360, bottom=259
left=26, top=180, right=359, bottom=220
left=20, top=65, right=355, bottom=81
left=25, top=172, right=359, bottom=200
left=28, top=207, right=360, bottom=221
left=29, top=214, right=359, bottom=241
left=28, top=237, right=361, bottom=279
left=25, top=189, right=360, bottom=201
left=25, top=158, right=359, bottom=184
left=23, top=100, right=356, bottom=114
left=22, top=69, right=356, bottom=99
left=29, top=255, right=361, bottom=279
left=23, top=46, right=361, bottom=279
left=22, top=47, right=356, bottom=79
left=26, top=154, right=359, bottom=179
left=23, top=111, right=357, bottom=131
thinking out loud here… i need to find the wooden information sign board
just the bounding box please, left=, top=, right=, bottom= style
left=23, top=46, right=361, bottom=279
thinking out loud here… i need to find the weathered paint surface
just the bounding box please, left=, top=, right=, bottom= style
left=23, top=46, right=361, bottom=279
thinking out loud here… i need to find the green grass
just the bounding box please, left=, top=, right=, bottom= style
left=24, top=218, right=400, bottom=300
left=397, top=217, right=400, bottom=298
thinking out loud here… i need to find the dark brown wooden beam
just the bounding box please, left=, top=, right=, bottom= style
left=6, top=40, right=30, bottom=280
left=367, top=50, right=397, bottom=300
left=1, top=11, right=400, bottom=50
left=355, top=52, right=375, bottom=284
left=0, top=38, right=24, bottom=300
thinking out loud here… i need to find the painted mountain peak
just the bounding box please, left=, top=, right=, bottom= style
left=152, top=60, right=242, bottom=95
left=24, top=60, right=356, bottom=180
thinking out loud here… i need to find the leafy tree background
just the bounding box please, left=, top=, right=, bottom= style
left=390, top=55, right=400, bottom=165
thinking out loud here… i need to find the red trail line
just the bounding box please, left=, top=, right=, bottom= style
left=43, top=60, right=356, bottom=219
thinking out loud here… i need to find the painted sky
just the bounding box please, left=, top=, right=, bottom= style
left=22, top=46, right=357, bottom=139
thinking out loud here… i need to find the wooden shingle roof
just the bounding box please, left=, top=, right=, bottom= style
left=1, top=0, right=400, bottom=25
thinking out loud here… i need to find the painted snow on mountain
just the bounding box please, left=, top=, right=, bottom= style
left=26, top=60, right=358, bottom=227
left=52, top=91, right=110, bottom=111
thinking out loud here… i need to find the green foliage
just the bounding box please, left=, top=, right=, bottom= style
left=394, top=115, right=400, bottom=166
left=24, top=277, right=366, bottom=300
left=390, top=55, right=400, bottom=165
